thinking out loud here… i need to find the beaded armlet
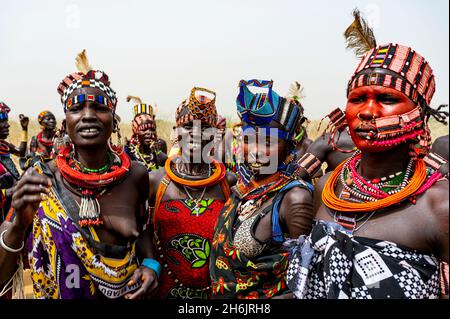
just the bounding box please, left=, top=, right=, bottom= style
left=423, top=152, right=449, bottom=180
left=296, top=152, right=322, bottom=179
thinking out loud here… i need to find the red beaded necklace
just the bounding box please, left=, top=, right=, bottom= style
left=37, top=131, right=54, bottom=148
left=56, top=145, right=130, bottom=189
left=56, top=145, right=131, bottom=227
left=245, top=175, right=289, bottom=200
left=0, top=141, right=10, bottom=155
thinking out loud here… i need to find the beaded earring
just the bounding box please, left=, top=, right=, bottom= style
left=319, top=108, right=355, bottom=153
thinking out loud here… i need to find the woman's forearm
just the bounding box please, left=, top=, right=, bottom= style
left=0, top=222, right=27, bottom=286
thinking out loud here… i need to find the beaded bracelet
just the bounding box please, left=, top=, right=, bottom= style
left=141, top=258, right=161, bottom=278
left=0, top=230, right=24, bottom=253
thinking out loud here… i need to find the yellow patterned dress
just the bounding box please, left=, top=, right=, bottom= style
left=27, top=163, right=141, bottom=299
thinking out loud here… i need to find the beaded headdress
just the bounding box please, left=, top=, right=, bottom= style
left=236, top=79, right=305, bottom=142
left=57, top=50, right=117, bottom=113
left=235, top=80, right=307, bottom=186
left=347, top=44, right=435, bottom=107
left=321, top=9, right=447, bottom=157
left=175, top=87, right=218, bottom=127
left=127, top=95, right=156, bottom=134
left=0, top=102, right=10, bottom=120
left=38, top=111, right=54, bottom=125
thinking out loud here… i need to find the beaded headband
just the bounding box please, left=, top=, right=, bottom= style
left=127, top=96, right=156, bottom=134
left=66, top=94, right=113, bottom=110
left=348, top=44, right=435, bottom=107
left=236, top=79, right=304, bottom=142
left=0, top=102, right=10, bottom=120
left=61, top=77, right=117, bottom=112
left=134, top=103, right=154, bottom=117
left=339, top=13, right=437, bottom=157
left=57, top=50, right=117, bottom=112
left=38, top=111, right=54, bottom=124
left=57, top=51, right=117, bottom=113
left=175, top=87, right=218, bottom=127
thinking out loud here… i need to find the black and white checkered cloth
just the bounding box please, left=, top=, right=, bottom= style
left=284, top=221, right=441, bottom=299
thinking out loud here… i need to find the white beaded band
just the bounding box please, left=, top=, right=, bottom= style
left=0, top=230, right=24, bottom=253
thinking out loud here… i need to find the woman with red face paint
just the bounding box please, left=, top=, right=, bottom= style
left=0, top=51, right=159, bottom=299
left=285, top=11, right=448, bottom=299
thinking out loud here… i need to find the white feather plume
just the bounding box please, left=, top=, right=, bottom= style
left=287, top=81, right=305, bottom=101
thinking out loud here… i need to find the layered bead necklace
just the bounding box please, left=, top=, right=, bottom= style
left=56, top=145, right=130, bottom=227
left=129, top=142, right=161, bottom=171
left=323, top=151, right=429, bottom=234
left=339, top=151, right=414, bottom=203
left=236, top=172, right=291, bottom=222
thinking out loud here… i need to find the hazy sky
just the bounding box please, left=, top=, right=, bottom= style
left=1, top=0, right=448, bottom=122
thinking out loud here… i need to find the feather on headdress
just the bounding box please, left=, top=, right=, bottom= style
left=344, top=8, right=377, bottom=58
left=58, top=50, right=117, bottom=112
left=127, top=95, right=155, bottom=122
left=287, top=81, right=305, bottom=102
left=126, top=95, right=143, bottom=105
left=75, top=49, right=92, bottom=75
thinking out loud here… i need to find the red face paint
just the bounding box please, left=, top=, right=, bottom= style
left=346, top=86, right=417, bottom=152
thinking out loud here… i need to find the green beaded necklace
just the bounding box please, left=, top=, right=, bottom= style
left=70, top=151, right=114, bottom=174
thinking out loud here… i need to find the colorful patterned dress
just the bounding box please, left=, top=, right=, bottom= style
left=25, top=162, right=143, bottom=299
left=152, top=175, right=230, bottom=299
left=210, top=180, right=313, bottom=299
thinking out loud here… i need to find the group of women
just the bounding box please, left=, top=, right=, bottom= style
left=0, top=12, right=448, bottom=299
